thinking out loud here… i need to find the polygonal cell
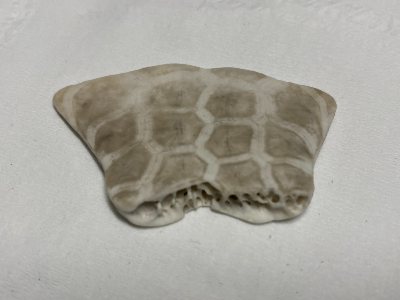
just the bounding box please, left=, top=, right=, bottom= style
left=105, top=144, right=151, bottom=188
left=205, top=86, right=256, bottom=118
left=152, top=112, right=204, bottom=148
left=153, top=153, right=207, bottom=193
left=271, top=164, right=313, bottom=194
left=94, top=112, right=137, bottom=154
left=73, top=77, right=128, bottom=136
left=264, top=121, right=312, bottom=159
left=274, top=84, right=322, bottom=139
left=148, top=80, right=205, bottom=108
left=216, top=160, right=264, bottom=192
left=211, top=68, right=266, bottom=82
left=206, top=125, right=253, bottom=158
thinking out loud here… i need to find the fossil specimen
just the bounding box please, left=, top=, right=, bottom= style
left=53, top=64, right=336, bottom=227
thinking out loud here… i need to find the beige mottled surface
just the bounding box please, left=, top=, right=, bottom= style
left=2, top=1, right=400, bottom=299
left=53, top=64, right=336, bottom=227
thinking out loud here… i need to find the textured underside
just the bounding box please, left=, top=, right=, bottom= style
left=53, top=64, right=336, bottom=227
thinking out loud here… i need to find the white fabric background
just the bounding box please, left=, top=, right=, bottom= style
left=1, top=1, right=400, bottom=299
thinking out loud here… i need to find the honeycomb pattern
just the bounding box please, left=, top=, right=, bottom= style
left=54, top=64, right=337, bottom=227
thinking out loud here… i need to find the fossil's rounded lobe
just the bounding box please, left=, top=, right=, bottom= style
left=111, top=190, right=140, bottom=213
left=53, top=64, right=336, bottom=227
left=121, top=200, right=185, bottom=227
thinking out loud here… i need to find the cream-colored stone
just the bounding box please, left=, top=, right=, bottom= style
left=53, top=64, right=336, bottom=227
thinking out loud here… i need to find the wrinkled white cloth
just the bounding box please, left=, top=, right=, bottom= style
left=1, top=1, right=399, bottom=299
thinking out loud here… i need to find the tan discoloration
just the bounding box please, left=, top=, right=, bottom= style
left=152, top=112, right=204, bottom=148
left=53, top=64, right=336, bottom=227
left=94, top=112, right=137, bottom=154
left=105, top=144, right=150, bottom=188
left=206, top=125, right=253, bottom=158
left=264, top=121, right=312, bottom=159
left=205, top=86, right=256, bottom=118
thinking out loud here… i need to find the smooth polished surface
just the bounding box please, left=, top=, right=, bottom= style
left=54, top=64, right=336, bottom=227
left=1, top=1, right=400, bottom=299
